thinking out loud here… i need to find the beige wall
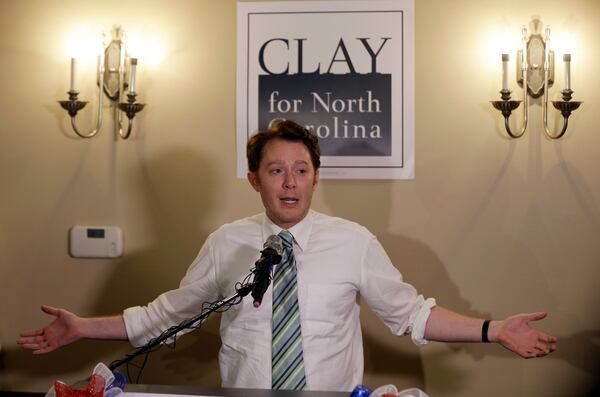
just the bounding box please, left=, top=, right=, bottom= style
left=1, top=0, right=599, bottom=395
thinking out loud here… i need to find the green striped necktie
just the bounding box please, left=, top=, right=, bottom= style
left=271, top=230, right=306, bottom=390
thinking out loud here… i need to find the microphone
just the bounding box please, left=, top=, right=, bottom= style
left=251, top=235, right=283, bottom=308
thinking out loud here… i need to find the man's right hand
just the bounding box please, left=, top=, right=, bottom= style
left=18, top=305, right=84, bottom=354
left=18, top=305, right=128, bottom=354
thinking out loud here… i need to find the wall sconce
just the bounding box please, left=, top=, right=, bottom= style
left=59, top=25, right=145, bottom=139
left=491, top=20, right=582, bottom=139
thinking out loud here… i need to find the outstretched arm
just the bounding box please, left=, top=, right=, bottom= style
left=17, top=305, right=127, bottom=355
left=424, top=306, right=557, bottom=358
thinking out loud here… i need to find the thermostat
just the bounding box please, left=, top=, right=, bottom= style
left=69, top=226, right=123, bottom=258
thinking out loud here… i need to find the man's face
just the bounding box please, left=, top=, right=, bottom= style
left=248, top=138, right=319, bottom=230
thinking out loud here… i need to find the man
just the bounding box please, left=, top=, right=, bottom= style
left=19, top=120, right=557, bottom=391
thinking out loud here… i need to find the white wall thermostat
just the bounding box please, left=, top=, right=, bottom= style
left=69, top=226, right=123, bottom=258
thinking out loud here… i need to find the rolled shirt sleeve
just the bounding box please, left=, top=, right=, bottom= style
left=123, top=236, right=219, bottom=347
left=360, top=236, right=436, bottom=346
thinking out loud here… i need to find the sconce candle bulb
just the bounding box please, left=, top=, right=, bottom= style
left=70, top=58, right=76, bottom=91
left=563, top=53, right=571, bottom=90
left=502, top=54, right=509, bottom=90
left=129, top=58, right=137, bottom=94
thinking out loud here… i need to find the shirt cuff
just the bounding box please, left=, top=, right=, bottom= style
left=122, top=306, right=146, bottom=347
left=410, top=297, right=437, bottom=346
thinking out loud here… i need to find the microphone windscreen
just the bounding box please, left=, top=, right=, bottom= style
left=264, top=234, right=283, bottom=256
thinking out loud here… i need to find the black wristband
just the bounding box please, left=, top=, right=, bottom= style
left=482, top=319, right=491, bottom=343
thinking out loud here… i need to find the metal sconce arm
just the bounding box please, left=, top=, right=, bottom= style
left=542, top=66, right=582, bottom=140
left=491, top=52, right=529, bottom=139
left=113, top=49, right=144, bottom=139
left=58, top=64, right=105, bottom=138
left=117, top=93, right=145, bottom=139
left=491, top=82, right=529, bottom=139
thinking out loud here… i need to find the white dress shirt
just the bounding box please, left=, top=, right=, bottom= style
left=123, top=210, right=436, bottom=391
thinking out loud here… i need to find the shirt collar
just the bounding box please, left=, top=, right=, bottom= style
left=261, top=210, right=314, bottom=252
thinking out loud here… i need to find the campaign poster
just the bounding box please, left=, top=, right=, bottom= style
left=236, top=0, right=414, bottom=179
